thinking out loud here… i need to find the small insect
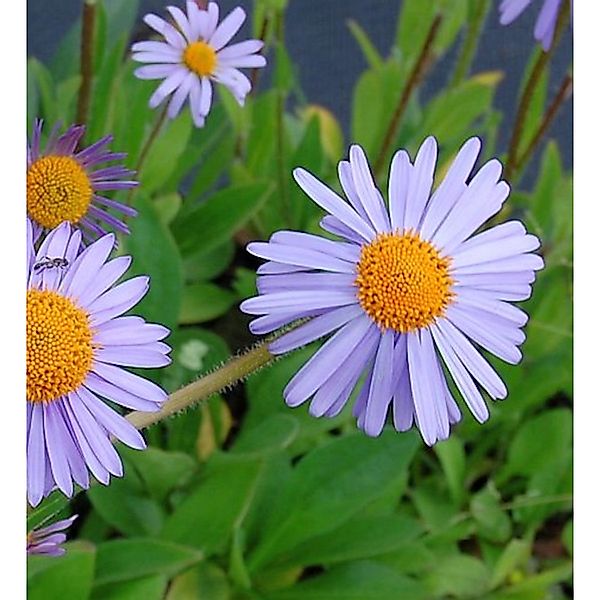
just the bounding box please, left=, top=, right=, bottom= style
left=33, top=256, right=70, bottom=272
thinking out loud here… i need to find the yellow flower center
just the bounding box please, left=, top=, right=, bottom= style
left=27, top=155, right=93, bottom=229
left=183, top=41, right=217, bottom=76
left=26, top=289, right=95, bottom=404
left=355, top=231, right=454, bottom=333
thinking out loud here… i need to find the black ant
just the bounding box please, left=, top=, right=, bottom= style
left=33, top=256, right=69, bottom=273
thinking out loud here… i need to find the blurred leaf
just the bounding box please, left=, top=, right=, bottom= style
left=278, top=515, right=424, bottom=568
left=275, top=43, right=294, bottom=92
left=232, top=414, right=299, bottom=455
left=94, top=538, right=203, bottom=585
left=434, top=436, right=467, bottom=505
left=167, top=563, right=231, bottom=600
left=124, top=195, right=184, bottom=330
left=161, top=453, right=266, bottom=555
left=233, top=267, right=258, bottom=300
left=488, top=562, right=572, bottom=599
left=27, top=491, right=71, bottom=531
left=28, top=58, right=56, bottom=123
left=502, top=409, right=572, bottom=480
left=470, top=484, right=512, bottom=543
left=121, top=446, right=196, bottom=503
left=301, top=105, right=344, bottom=165
left=179, top=283, right=237, bottom=325
left=171, top=182, right=271, bottom=258
left=561, top=519, right=573, bottom=557
left=426, top=554, right=491, bottom=599
left=92, top=575, right=167, bottom=600
left=184, top=240, right=235, bottom=283
left=88, top=468, right=165, bottom=537
left=490, top=539, right=531, bottom=589
left=264, top=561, right=428, bottom=600
left=248, top=431, right=419, bottom=572
left=28, top=542, right=95, bottom=600
left=411, top=480, right=457, bottom=532
left=55, top=75, right=81, bottom=124
left=347, top=20, right=384, bottom=70
left=140, top=113, right=193, bottom=195
left=196, top=398, right=233, bottom=461
left=154, top=193, right=182, bottom=226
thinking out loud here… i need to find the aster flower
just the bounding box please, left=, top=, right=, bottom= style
left=27, top=120, right=138, bottom=243
left=241, top=138, right=543, bottom=445
left=132, top=1, right=266, bottom=127
left=499, top=0, right=568, bottom=51
left=26, top=220, right=171, bottom=507
left=27, top=515, right=77, bottom=557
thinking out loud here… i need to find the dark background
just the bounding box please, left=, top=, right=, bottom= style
left=27, top=0, right=573, bottom=187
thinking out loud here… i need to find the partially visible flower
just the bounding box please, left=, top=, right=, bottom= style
left=241, top=138, right=543, bottom=445
left=27, top=120, right=138, bottom=243
left=27, top=515, right=77, bottom=557
left=499, top=0, right=568, bottom=51
left=26, top=220, right=171, bottom=507
left=132, top=1, right=266, bottom=127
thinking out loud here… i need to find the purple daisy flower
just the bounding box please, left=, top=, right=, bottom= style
left=27, top=120, right=139, bottom=243
left=132, top=1, right=266, bottom=127
left=241, top=138, right=544, bottom=445
left=499, top=0, right=568, bottom=51
left=26, top=220, right=171, bottom=507
left=27, top=515, right=77, bottom=557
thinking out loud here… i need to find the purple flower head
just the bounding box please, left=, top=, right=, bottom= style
left=27, top=515, right=77, bottom=557
left=241, top=138, right=543, bottom=446
left=26, top=220, right=171, bottom=507
left=499, top=0, right=569, bottom=51
left=132, top=1, right=266, bottom=127
left=27, top=120, right=139, bottom=244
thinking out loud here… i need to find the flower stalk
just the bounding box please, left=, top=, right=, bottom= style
left=373, top=14, right=442, bottom=178
left=126, top=339, right=276, bottom=430
left=75, top=0, right=97, bottom=128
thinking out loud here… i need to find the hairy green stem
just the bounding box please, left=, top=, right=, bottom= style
left=373, top=15, right=442, bottom=178
left=505, top=1, right=570, bottom=181
left=126, top=340, right=276, bottom=430
left=450, top=0, right=490, bottom=86
left=75, top=0, right=97, bottom=127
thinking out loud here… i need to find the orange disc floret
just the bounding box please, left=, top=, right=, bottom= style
left=355, top=231, right=454, bottom=333
left=27, top=155, right=93, bottom=229
left=26, top=289, right=95, bottom=403
left=183, top=41, right=218, bottom=76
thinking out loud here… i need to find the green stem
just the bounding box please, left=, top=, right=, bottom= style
left=126, top=340, right=276, bottom=430
left=505, top=1, right=570, bottom=182
left=513, top=73, right=572, bottom=175
left=450, top=0, right=490, bottom=86
left=76, top=0, right=97, bottom=128
left=373, top=14, right=442, bottom=178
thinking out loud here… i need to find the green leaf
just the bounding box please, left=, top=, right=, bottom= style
left=347, top=20, right=384, bottom=70
left=28, top=58, right=56, bottom=123
left=94, top=538, right=203, bottom=585
left=502, top=409, right=573, bottom=480
left=232, top=266, right=258, bottom=300
left=184, top=240, right=236, bottom=283
left=88, top=470, right=165, bottom=537
left=248, top=431, right=419, bottom=572
left=470, top=484, right=512, bottom=543
left=426, top=554, right=491, bottom=599
left=121, top=446, right=196, bottom=503
left=140, top=113, right=193, bottom=195
left=490, top=539, right=531, bottom=589
left=161, top=452, right=266, bottom=555
left=433, top=436, right=466, bottom=505
left=124, top=195, right=184, bottom=330
left=265, top=561, right=428, bottom=600
left=561, top=519, right=573, bottom=557
left=92, top=575, right=167, bottom=600
left=27, top=491, right=71, bottom=531
left=278, top=515, right=424, bottom=568
left=28, top=542, right=96, bottom=600
left=154, top=193, right=183, bottom=226
left=166, top=563, right=231, bottom=600
left=171, top=182, right=272, bottom=258
left=179, top=283, right=237, bottom=325
left=232, top=414, right=299, bottom=454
